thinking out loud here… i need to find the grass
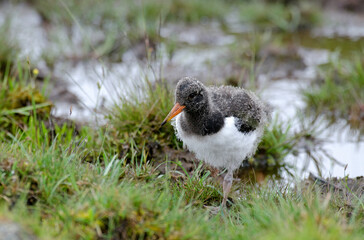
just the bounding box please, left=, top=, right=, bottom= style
left=238, top=0, right=321, bottom=32
left=0, top=63, right=362, bottom=239
left=170, top=161, right=222, bottom=206
left=106, top=80, right=182, bottom=161
left=1, top=1, right=362, bottom=239
left=232, top=185, right=364, bottom=240
left=0, top=66, right=362, bottom=239
left=1, top=132, right=363, bottom=239
left=2, top=127, right=364, bottom=239
left=0, top=137, right=214, bottom=239
left=254, top=117, right=297, bottom=168
left=303, top=56, right=364, bottom=133
left=0, top=63, right=52, bottom=137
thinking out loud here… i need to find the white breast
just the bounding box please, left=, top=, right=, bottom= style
left=174, top=114, right=259, bottom=171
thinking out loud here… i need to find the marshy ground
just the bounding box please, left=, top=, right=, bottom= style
left=0, top=0, right=363, bottom=239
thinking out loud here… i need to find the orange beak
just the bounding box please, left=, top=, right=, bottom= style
left=161, top=102, right=186, bottom=127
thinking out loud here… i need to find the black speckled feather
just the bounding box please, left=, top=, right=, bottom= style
left=175, top=77, right=271, bottom=136
left=209, top=85, right=266, bottom=133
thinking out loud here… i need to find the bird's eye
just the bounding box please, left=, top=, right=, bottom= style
left=188, top=92, right=197, bottom=100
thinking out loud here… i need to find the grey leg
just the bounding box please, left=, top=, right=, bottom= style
left=222, top=169, right=233, bottom=207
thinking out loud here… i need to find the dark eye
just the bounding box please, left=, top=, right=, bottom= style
left=188, top=92, right=197, bottom=100
left=188, top=91, right=203, bottom=101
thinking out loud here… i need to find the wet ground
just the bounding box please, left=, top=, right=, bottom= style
left=1, top=2, right=363, bottom=179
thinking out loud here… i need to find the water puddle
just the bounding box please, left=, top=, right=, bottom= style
left=262, top=79, right=364, bottom=178
left=0, top=2, right=47, bottom=61
left=314, top=10, right=364, bottom=39
left=51, top=58, right=153, bottom=122
left=280, top=10, right=364, bottom=58
left=161, top=22, right=235, bottom=46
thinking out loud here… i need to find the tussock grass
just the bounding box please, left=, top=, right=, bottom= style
left=256, top=117, right=296, bottom=168
left=107, top=80, right=182, bottom=160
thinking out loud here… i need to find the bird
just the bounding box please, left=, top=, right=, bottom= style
left=161, top=77, right=271, bottom=208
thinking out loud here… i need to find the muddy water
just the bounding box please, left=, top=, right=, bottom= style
left=2, top=2, right=363, bottom=177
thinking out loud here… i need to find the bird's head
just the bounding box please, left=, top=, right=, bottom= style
left=161, top=77, right=208, bottom=126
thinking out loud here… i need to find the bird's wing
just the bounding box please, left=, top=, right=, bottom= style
left=210, top=86, right=267, bottom=133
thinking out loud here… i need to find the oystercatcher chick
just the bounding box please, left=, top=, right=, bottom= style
left=161, top=77, right=271, bottom=208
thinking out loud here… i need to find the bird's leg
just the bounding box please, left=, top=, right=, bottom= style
left=222, top=169, right=233, bottom=207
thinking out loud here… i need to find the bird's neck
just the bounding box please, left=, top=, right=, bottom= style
left=186, top=102, right=210, bottom=116
left=181, top=105, right=224, bottom=136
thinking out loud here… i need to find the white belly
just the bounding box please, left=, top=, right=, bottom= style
left=174, top=115, right=258, bottom=171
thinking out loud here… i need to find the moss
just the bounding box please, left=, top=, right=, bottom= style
left=0, top=67, right=52, bottom=133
